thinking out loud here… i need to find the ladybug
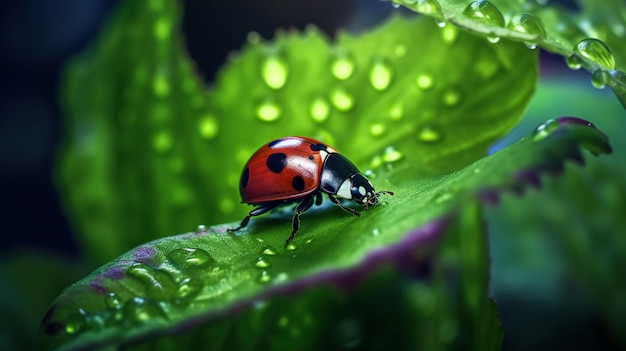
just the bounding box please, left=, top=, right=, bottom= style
left=229, top=136, right=393, bottom=243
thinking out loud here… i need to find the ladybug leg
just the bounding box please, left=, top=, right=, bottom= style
left=315, top=192, right=323, bottom=206
left=286, top=195, right=315, bottom=244
left=228, top=203, right=280, bottom=233
left=327, top=195, right=361, bottom=217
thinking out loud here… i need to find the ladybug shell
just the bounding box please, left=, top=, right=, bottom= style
left=239, top=137, right=338, bottom=204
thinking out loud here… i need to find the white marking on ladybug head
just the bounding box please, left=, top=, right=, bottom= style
left=358, top=186, right=366, bottom=196
left=336, top=178, right=352, bottom=199
left=318, top=149, right=329, bottom=161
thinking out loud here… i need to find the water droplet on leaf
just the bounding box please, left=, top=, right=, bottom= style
left=463, top=1, right=505, bottom=27
left=153, top=130, right=172, bottom=152
left=167, top=247, right=216, bottom=269
left=574, top=38, right=615, bottom=70
left=310, top=96, right=330, bottom=122
left=261, top=55, right=289, bottom=90
left=261, top=245, right=278, bottom=256
left=416, top=123, right=443, bottom=143
left=415, top=74, right=434, bottom=90
left=382, top=146, right=403, bottom=163
left=591, top=69, right=610, bottom=89
left=507, top=14, right=546, bottom=49
left=105, top=293, right=122, bottom=310
left=123, top=297, right=167, bottom=323
left=331, top=55, right=355, bottom=80
left=126, top=264, right=178, bottom=300
left=255, top=99, right=282, bottom=122
left=369, top=58, right=393, bottom=91
left=257, top=271, right=272, bottom=284
left=369, top=123, right=386, bottom=137
left=198, top=115, right=219, bottom=139
left=330, top=88, right=354, bottom=111
left=389, top=103, right=404, bottom=120
left=532, top=119, right=560, bottom=141
left=254, top=257, right=272, bottom=268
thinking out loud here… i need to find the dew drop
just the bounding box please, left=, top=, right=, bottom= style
left=394, top=44, right=407, bottom=57
left=565, top=54, right=583, bottom=70
left=331, top=55, right=355, bottom=80
left=411, top=0, right=443, bottom=17
left=153, top=74, right=170, bottom=98
left=260, top=245, right=278, bottom=256
left=435, top=192, right=453, bottom=204
left=195, top=224, right=208, bottom=233
left=369, top=58, right=394, bottom=91
left=573, top=38, right=615, bottom=70
left=415, top=74, right=434, bottom=90
left=330, top=88, right=355, bottom=112
left=391, top=2, right=400, bottom=8
left=261, top=55, right=289, bottom=90
left=416, top=123, right=443, bottom=143
left=285, top=242, right=298, bottom=251
left=255, top=99, right=282, bottom=122
left=382, top=146, right=403, bottom=163
left=507, top=14, right=547, bottom=49
left=65, top=312, right=87, bottom=335
left=372, top=228, right=381, bottom=236
left=254, top=257, right=272, bottom=269
left=435, top=19, right=447, bottom=28
left=153, top=130, right=172, bottom=152
left=278, top=315, right=290, bottom=328
left=389, top=103, right=404, bottom=121
left=369, top=123, right=386, bottom=137
left=167, top=247, right=216, bottom=269
left=123, top=297, right=167, bottom=324
left=463, top=1, right=505, bottom=27
left=126, top=264, right=178, bottom=300
left=105, top=293, right=122, bottom=310
left=257, top=271, right=272, bottom=284
left=443, top=90, right=461, bottom=106
left=274, top=272, right=289, bottom=283
left=176, top=277, right=204, bottom=301
left=198, top=115, right=219, bottom=139
left=532, top=119, right=560, bottom=141
left=309, top=96, right=330, bottom=122
left=154, top=17, right=172, bottom=41
left=487, top=35, right=500, bottom=43
left=440, top=24, right=459, bottom=44
left=591, top=69, right=610, bottom=89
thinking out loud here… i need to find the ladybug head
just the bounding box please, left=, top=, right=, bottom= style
left=348, top=174, right=379, bottom=208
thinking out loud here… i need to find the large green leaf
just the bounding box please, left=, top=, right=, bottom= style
left=391, top=0, right=626, bottom=107
left=57, top=0, right=537, bottom=266
left=42, top=119, right=610, bottom=350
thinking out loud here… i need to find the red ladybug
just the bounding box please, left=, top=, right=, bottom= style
left=229, top=136, right=393, bottom=243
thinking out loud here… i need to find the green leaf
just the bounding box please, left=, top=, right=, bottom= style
left=57, top=0, right=537, bottom=265
left=42, top=119, right=610, bottom=350
left=392, top=0, right=626, bottom=107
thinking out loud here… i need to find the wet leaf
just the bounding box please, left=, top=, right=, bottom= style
left=391, top=0, right=626, bottom=107
left=42, top=118, right=610, bottom=350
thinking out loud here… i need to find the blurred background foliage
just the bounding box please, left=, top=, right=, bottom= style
left=0, top=0, right=624, bottom=350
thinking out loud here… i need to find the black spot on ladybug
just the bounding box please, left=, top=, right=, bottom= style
left=292, top=175, right=305, bottom=191
left=241, top=167, right=250, bottom=188
left=309, top=143, right=327, bottom=152
left=308, top=155, right=314, bottom=160
left=268, top=139, right=283, bottom=148
left=266, top=153, right=287, bottom=173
